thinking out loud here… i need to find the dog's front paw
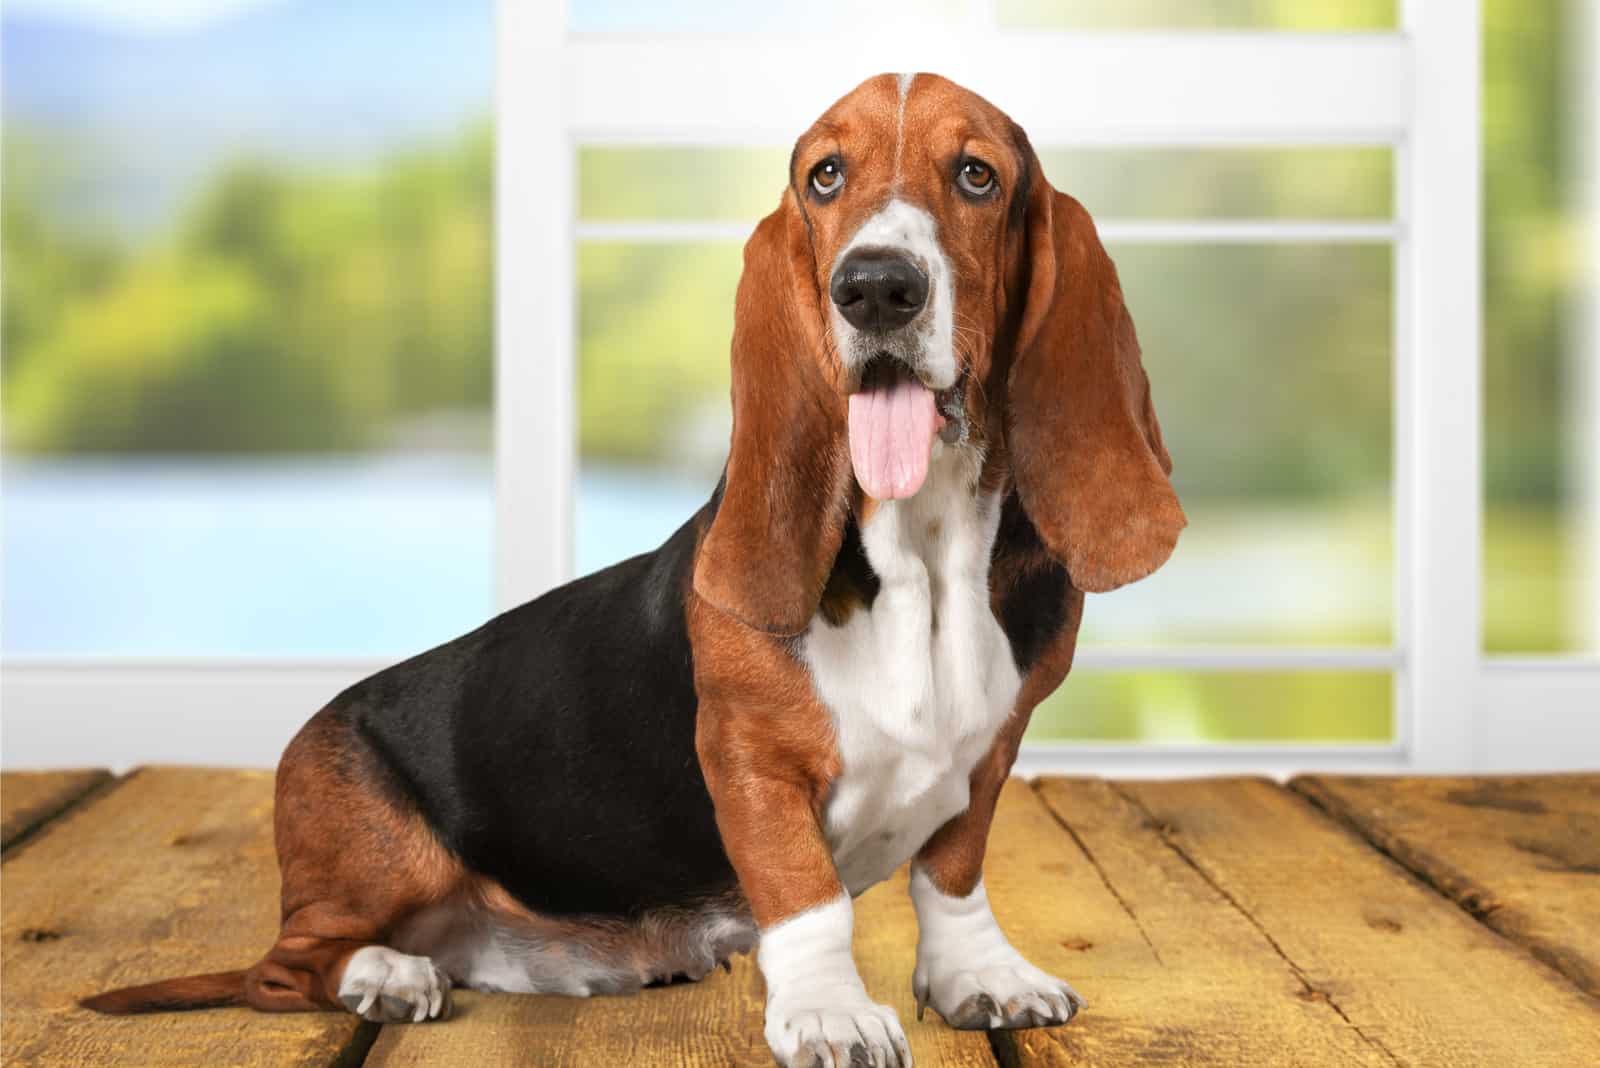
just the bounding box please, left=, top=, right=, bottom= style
left=338, top=945, right=452, bottom=1022
left=765, top=986, right=911, bottom=1068
left=913, top=952, right=1083, bottom=1031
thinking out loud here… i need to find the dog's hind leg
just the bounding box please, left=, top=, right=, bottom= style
left=82, top=707, right=461, bottom=1020
left=243, top=707, right=464, bottom=1021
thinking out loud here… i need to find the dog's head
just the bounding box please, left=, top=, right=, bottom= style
left=695, top=73, right=1185, bottom=635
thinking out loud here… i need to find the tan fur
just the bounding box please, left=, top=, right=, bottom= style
left=1008, top=149, right=1186, bottom=593
left=245, top=708, right=467, bottom=1010
left=689, top=593, right=845, bottom=928
left=691, top=192, right=853, bottom=637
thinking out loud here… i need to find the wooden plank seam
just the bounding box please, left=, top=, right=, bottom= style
left=1027, top=781, right=1165, bottom=968
left=1100, top=780, right=1405, bottom=1068
left=1290, top=776, right=1600, bottom=1003
left=1, top=769, right=120, bottom=857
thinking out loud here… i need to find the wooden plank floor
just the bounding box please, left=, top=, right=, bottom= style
left=1293, top=773, right=1600, bottom=999
left=0, top=769, right=111, bottom=852
left=4, top=770, right=1597, bottom=1067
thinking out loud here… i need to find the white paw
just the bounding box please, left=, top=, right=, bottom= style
left=913, top=954, right=1084, bottom=1030
left=758, top=896, right=911, bottom=1067
left=908, top=868, right=1084, bottom=1032
left=765, top=986, right=911, bottom=1068
left=338, top=945, right=452, bottom=1022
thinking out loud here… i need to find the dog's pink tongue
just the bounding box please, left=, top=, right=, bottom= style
left=848, top=374, right=940, bottom=500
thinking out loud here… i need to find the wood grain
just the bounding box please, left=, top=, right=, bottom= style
left=1, top=767, right=368, bottom=1068
left=1293, top=773, right=1600, bottom=999
left=1018, top=777, right=1390, bottom=1066
left=2, top=769, right=113, bottom=852
left=365, top=867, right=997, bottom=1067
left=1116, top=776, right=1600, bottom=1067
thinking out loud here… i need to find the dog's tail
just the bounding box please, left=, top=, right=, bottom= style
left=80, top=969, right=249, bottom=1015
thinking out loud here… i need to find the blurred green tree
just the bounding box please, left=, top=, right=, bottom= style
left=3, top=124, right=492, bottom=454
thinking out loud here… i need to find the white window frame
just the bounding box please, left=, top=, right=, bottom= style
left=4, top=0, right=1596, bottom=773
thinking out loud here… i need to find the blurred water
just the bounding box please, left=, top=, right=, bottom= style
left=1, top=456, right=716, bottom=658
left=3, top=456, right=1391, bottom=657
left=3, top=455, right=487, bottom=657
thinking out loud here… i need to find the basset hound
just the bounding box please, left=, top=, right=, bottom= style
left=85, top=73, right=1184, bottom=1067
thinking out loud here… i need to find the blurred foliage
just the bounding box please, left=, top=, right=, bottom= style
left=580, top=147, right=790, bottom=222
left=3, top=123, right=492, bottom=453
left=1481, top=0, right=1591, bottom=652
left=997, top=0, right=1396, bottom=30
left=578, top=243, right=741, bottom=466
left=2, top=130, right=125, bottom=381
left=1483, top=0, right=1581, bottom=506
left=1031, top=670, right=1393, bottom=743
left=1039, top=147, right=1391, bottom=221
left=1116, top=244, right=1391, bottom=503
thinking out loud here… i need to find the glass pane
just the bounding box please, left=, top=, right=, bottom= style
left=570, top=0, right=1397, bottom=32
left=1083, top=243, right=1393, bottom=646
left=570, top=0, right=967, bottom=33
left=2, top=1, right=494, bottom=657
left=1026, top=671, right=1393, bottom=742
left=581, top=148, right=789, bottom=221
left=1039, top=147, right=1392, bottom=220
left=1482, top=0, right=1599, bottom=655
left=579, top=146, right=1393, bottom=222
left=576, top=241, right=738, bottom=577
left=999, top=0, right=1398, bottom=31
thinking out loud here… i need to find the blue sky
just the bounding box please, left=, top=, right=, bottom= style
left=5, top=0, right=280, bottom=32
left=2, top=0, right=814, bottom=34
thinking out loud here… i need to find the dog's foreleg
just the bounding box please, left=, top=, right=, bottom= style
left=909, top=732, right=1085, bottom=1031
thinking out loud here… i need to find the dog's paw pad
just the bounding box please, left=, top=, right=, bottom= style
left=338, top=946, right=452, bottom=1023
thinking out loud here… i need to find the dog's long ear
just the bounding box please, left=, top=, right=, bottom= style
left=693, top=189, right=851, bottom=635
left=1007, top=147, right=1186, bottom=593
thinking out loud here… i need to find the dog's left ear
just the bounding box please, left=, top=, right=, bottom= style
left=693, top=188, right=852, bottom=635
left=1006, top=142, right=1186, bottom=592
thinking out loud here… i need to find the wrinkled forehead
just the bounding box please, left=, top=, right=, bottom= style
left=790, top=74, right=1021, bottom=201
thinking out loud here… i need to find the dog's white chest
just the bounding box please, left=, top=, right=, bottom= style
left=801, top=447, right=1021, bottom=896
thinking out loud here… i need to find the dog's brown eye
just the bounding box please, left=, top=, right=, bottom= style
left=811, top=159, right=844, bottom=197
left=957, top=159, right=995, bottom=196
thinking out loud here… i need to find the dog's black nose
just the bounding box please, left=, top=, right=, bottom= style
left=830, top=251, right=928, bottom=332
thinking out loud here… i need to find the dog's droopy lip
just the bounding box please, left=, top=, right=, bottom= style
left=935, top=378, right=967, bottom=444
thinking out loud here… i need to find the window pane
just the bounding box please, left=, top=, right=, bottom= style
left=581, top=148, right=788, bottom=221
left=1482, top=0, right=1599, bottom=655
left=1083, top=243, right=1393, bottom=646
left=570, top=0, right=1397, bottom=33
left=576, top=241, right=737, bottom=577
left=1026, top=671, right=1393, bottom=743
left=999, top=0, right=1398, bottom=31
left=1039, top=147, right=1392, bottom=220
left=1, top=2, right=494, bottom=657
left=579, top=146, right=1393, bottom=222
left=570, top=0, right=967, bottom=33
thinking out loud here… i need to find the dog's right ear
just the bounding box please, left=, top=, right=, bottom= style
left=693, top=189, right=852, bottom=636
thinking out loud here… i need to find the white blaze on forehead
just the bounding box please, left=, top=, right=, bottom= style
left=893, top=72, right=916, bottom=187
